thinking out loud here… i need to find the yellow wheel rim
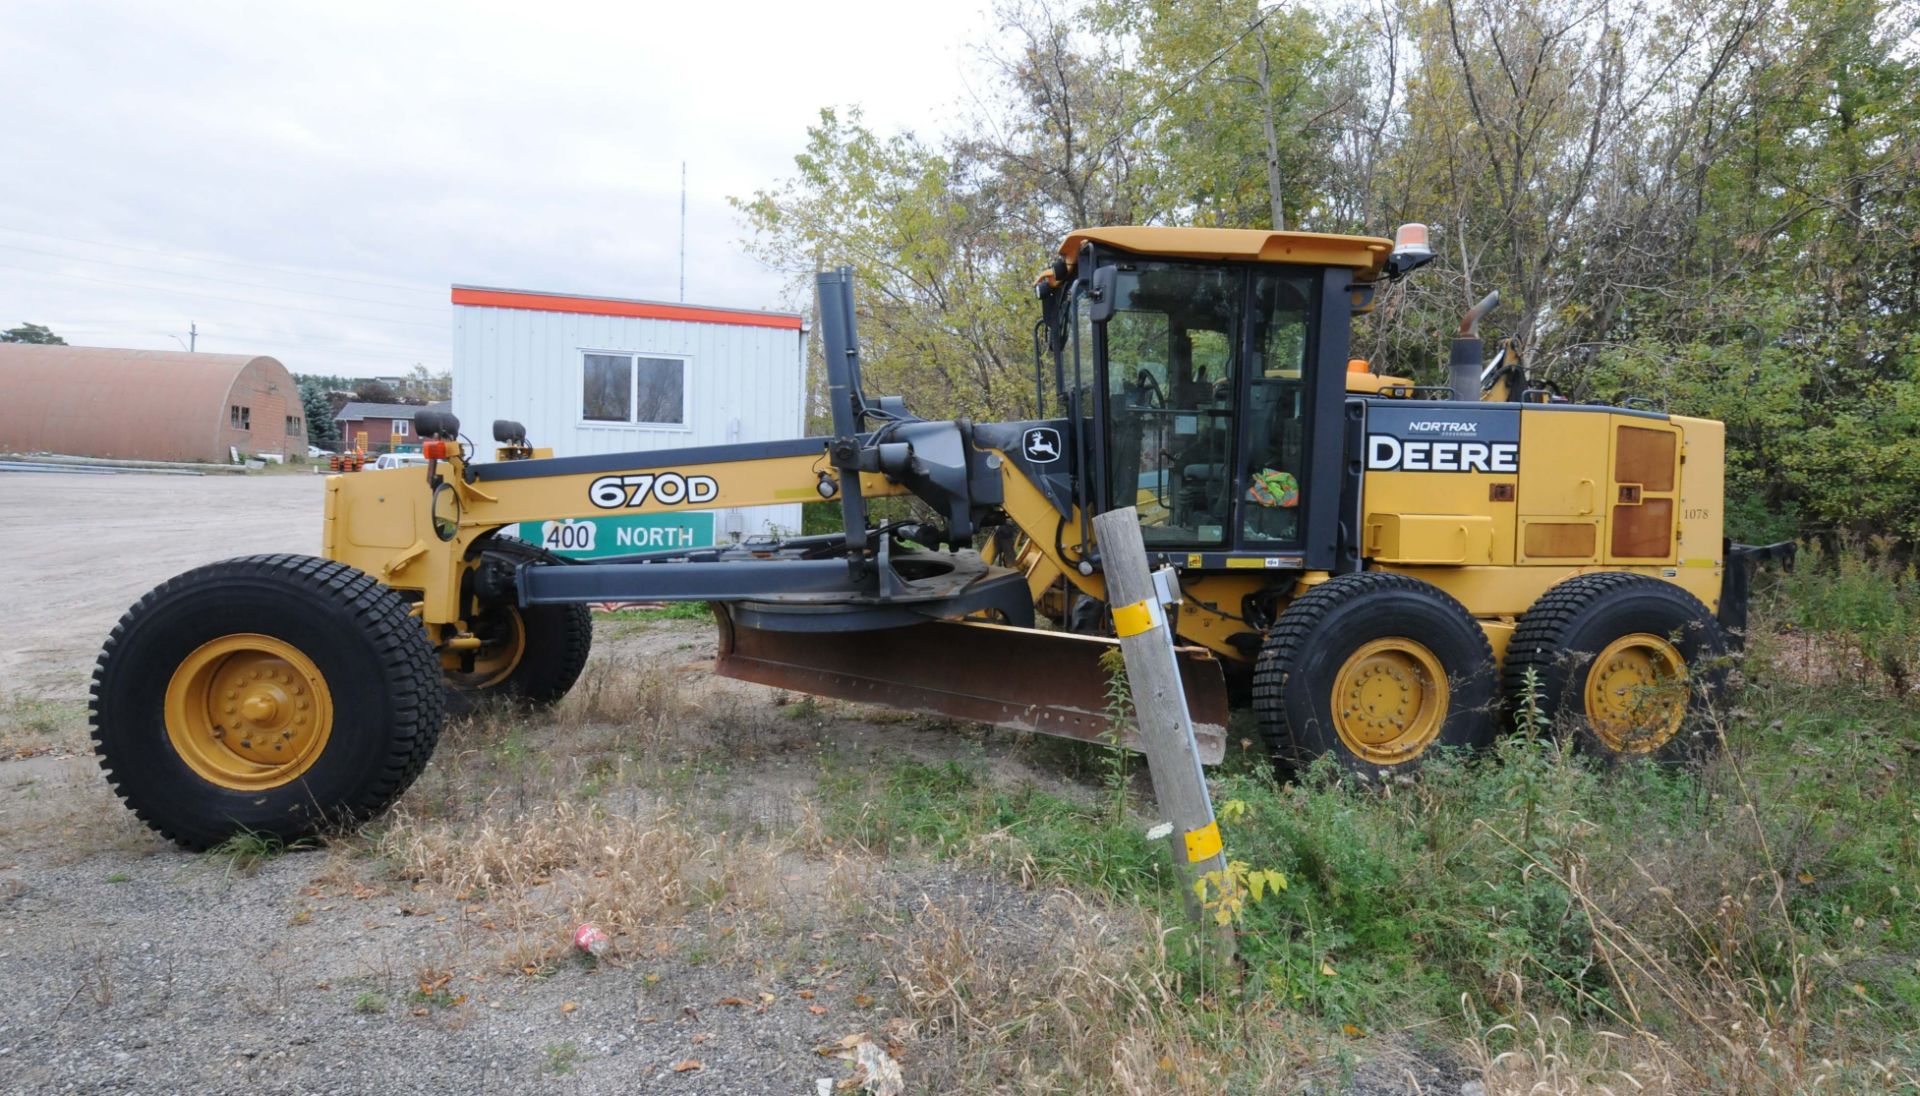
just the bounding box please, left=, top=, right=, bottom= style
left=1331, top=638, right=1450, bottom=765
left=1583, top=633, right=1689, bottom=754
left=164, top=634, right=334, bottom=791
left=444, top=606, right=526, bottom=690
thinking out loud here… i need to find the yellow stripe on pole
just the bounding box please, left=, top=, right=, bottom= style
left=1111, top=599, right=1157, bottom=637
left=1184, top=821, right=1223, bottom=863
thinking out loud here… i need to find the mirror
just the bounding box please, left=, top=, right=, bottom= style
left=431, top=482, right=461, bottom=541
left=1087, top=264, right=1119, bottom=322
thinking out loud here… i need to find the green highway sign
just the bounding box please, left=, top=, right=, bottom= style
left=516, top=511, right=716, bottom=558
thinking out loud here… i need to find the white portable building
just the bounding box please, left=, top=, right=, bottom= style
left=451, top=285, right=807, bottom=555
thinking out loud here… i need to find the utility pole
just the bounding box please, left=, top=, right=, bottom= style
left=1091, top=506, right=1235, bottom=961
left=679, top=161, right=688, bottom=303
left=188, top=322, right=197, bottom=352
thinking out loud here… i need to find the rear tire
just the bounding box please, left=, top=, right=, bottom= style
left=1253, top=572, right=1499, bottom=776
left=90, top=554, right=444, bottom=850
left=1502, top=573, right=1728, bottom=763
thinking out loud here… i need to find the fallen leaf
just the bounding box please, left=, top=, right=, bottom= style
left=1797, top=870, right=1815, bottom=884
left=797, top=989, right=815, bottom=1000
left=410, top=1007, right=429, bottom=1017
left=691, top=1033, right=711, bottom=1045
left=670, top=1059, right=703, bottom=1073
left=1342, top=1023, right=1365, bottom=1038
left=1320, top=961, right=1338, bottom=977
left=853, top=994, right=874, bottom=1008
left=561, top=1002, right=578, bottom=1013
left=758, top=992, right=776, bottom=1004
left=809, top=1004, right=829, bottom=1015
left=719, top=996, right=749, bottom=1008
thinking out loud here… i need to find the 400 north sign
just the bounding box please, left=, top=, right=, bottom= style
left=517, top=511, right=717, bottom=559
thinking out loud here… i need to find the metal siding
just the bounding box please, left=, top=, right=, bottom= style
left=453, top=304, right=804, bottom=539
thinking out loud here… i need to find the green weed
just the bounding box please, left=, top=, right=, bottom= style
left=817, top=558, right=1920, bottom=1087
left=205, top=830, right=305, bottom=877
left=599, top=601, right=714, bottom=623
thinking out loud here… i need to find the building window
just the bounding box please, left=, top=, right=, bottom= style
left=286, top=415, right=302, bottom=435
left=392, top=419, right=410, bottom=438
left=230, top=404, right=251, bottom=430
left=581, top=352, right=687, bottom=426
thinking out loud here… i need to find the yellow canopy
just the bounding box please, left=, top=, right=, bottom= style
left=1058, top=226, right=1393, bottom=280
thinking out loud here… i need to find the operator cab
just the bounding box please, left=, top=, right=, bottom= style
left=1038, top=226, right=1424, bottom=571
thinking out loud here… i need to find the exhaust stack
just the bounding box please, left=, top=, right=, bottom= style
left=1450, top=290, right=1500, bottom=402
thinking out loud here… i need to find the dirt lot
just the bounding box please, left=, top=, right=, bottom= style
left=0, top=470, right=1457, bottom=1095
left=0, top=472, right=326, bottom=700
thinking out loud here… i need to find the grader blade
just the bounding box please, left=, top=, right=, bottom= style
left=713, top=609, right=1228, bottom=763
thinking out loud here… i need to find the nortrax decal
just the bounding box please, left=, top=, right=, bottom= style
left=588, top=471, right=720, bottom=509
left=1365, top=405, right=1520, bottom=474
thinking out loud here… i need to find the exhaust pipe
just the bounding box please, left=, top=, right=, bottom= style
left=1450, top=290, right=1500, bottom=402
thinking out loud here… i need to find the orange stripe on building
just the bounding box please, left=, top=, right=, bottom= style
left=450, top=287, right=803, bottom=331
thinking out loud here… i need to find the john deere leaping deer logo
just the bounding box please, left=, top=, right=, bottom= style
left=1023, top=427, right=1062, bottom=464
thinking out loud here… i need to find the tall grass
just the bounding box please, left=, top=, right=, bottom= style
left=821, top=542, right=1920, bottom=1092
left=1769, top=537, right=1919, bottom=693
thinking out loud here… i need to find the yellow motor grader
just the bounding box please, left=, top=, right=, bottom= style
left=91, top=224, right=1763, bottom=847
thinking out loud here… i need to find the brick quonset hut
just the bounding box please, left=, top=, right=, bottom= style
left=0, top=344, right=308, bottom=462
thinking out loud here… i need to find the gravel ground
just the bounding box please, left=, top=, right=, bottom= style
left=0, top=469, right=1467, bottom=1094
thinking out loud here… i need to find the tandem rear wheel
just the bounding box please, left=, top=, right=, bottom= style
left=90, top=554, right=445, bottom=850
left=1503, top=572, right=1729, bottom=764
left=1253, top=572, right=1500, bottom=776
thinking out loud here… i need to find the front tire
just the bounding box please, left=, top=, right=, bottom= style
left=1502, top=573, right=1728, bottom=763
left=1253, top=572, right=1499, bottom=775
left=445, top=600, right=593, bottom=706
left=90, top=554, right=444, bottom=849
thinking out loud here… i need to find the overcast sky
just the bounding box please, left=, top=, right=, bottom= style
left=0, top=0, right=995, bottom=377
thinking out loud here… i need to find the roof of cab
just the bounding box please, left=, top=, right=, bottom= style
left=1058, top=226, right=1393, bottom=280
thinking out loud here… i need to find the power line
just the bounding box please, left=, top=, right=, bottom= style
left=53, top=318, right=444, bottom=356
left=0, top=242, right=449, bottom=314
left=0, top=262, right=449, bottom=329
left=0, top=224, right=444, bottom=295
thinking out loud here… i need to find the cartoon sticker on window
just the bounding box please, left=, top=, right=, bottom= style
left=1246, top=468, right=1299, bottom=509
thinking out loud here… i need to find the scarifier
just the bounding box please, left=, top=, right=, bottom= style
left=90, top=224, right=1781, bottom=847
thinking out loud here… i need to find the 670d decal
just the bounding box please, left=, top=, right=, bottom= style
left=589, top=472, right=719, bottom=509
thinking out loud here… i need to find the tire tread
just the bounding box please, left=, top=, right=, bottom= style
left=89, top=554, right=444, bottom=848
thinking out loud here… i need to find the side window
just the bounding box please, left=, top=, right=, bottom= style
left=392, top=419, right=410, bottom=438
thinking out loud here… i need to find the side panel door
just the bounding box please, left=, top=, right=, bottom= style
left=1515, top=409, right=1608, bottom=565
left=1602, top=416, right=1684, bottom=565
